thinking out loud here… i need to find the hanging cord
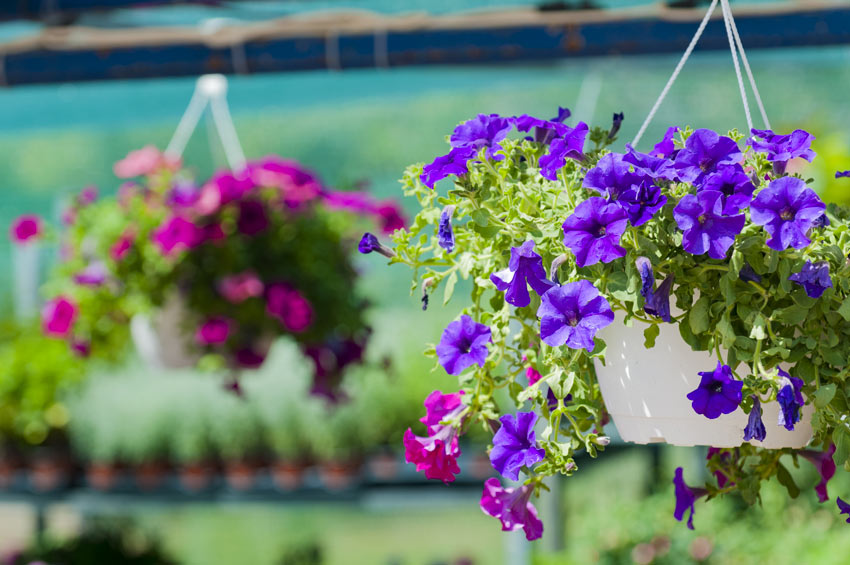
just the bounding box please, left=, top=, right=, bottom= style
left=724, top=0, right=770, bottom=130
left=721, top=0, right=752, bottom=133
left=631, top=0, right=719, bottom=147
left=209, top=91, right=247, bottom=170
left=165, top=85, right=208, bottom=160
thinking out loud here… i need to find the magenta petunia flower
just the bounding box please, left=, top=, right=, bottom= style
left=801, top=444, right=836, bottom=503
left=42, top=296, right=78, bottom=338
left=686, top=362, right=743, bottom=419
left=420, top=390, right=465, bottom=435
left=403, top=428, right=461, bottom=484
left=562, top=197, right=628, bottom=268
left=70, top=339, right=91, bottom=358
left=789, top=260, right=832, bottom=298
left=420, top=147, right=476, bottom=189
left=218, top=272, right=264, bottom=304
left=73, top=262, right=108, bottom=286
left=490, top=412, right=545, bottom=481
left=435, top=315, right=492, bottom=375
left=490, top=240, right=555, bottom=308
left=110, top=231, right=134, bottom=262
left=450, top=113, right=513, bottom=161
left=480, top=478, right=543, bottom=541
left=234, top=347, right=266, bottom=369
left=152, top=215, right=202, bottom=255
left=196, top=170, right=255, bottom=214
left=749, top=177, right=825, bottom=251
left=537, top=280, right=614, bottom=351
left=674, top=129, right=742, bottom=183
left=10, top=214, right=43, bottom=244
left=539, top=122, right=589, bottom=181
left=195, top=317, right=232, bottom=345
left=698, top=164, right=755, bottom=214
left=706, top=447, right=733, bottom=488
left=246, top=156, right=323, bottom=207
left=266, top=284, right=313, bottom=332
left=322, top=190, right=406, bottom=234
left=748, top=128, right=816, bottom=175
left=776, top=369, right=804, bottom=431
left=673, top=467, right=707, bottom=530
left=673, top=190, right=745, bottom=259
left=237, top=200, right=269, bottom=236
left=77, top=186, right=98, bottom=206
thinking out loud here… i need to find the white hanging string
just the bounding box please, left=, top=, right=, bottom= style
left=165, top=85, right=208, bottom=160
left=724, top=0, right=770, bottom=130
left=631, top=0, right=719, bottom=147
left=720, top=0, right=753, bottom=133
left=209, top=92, right=247, bottom=170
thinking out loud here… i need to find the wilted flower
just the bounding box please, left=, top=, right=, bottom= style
left=800, top=444, right=836, bottom=503
left=838, top=498, right=850, bottom=523
left=673, top=467, right=707, bottom=530
left=438, top=205, right=455, bottom=252
left=420, top=390, right=465, bottom=435
left=635, top=257, right=673, bottom=322
left=608, top=111, right=625, bottom=139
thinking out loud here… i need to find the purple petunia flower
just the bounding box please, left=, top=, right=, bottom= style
left=748, top=128, right=816, bottom=175
left=438, top=205, right=455, bottom=252
left=514, top=106, right=571, bottom=145
left=652, top=126, right=680, bottom=158
left=623, top=146, right=679, bottom=182
left=490, top=241, right=556, bottom=308
left=436, top=315, right=492, bottom=375
left=674, top=129, right=742, bottom=184
left=420, top=390, right=465, bottom=435
left=838, top=497, right=850, bottom=523
left=673, top=467, right=706, bottom=530
left=583, top=153, right=636, bottom=200
left=618, top=180, right=668, bottom=227
left=403, top=428, right=461, bottom=484
left=777, top=369, right=804, bottom=431
left=698, top=164, right=756, bottom=214
left=562, top=197, right=628, bottom=268
left=673, top=190, right=745, bottom=259
left=635, top=257, right=673, bottom=322
left=836, top=171, right=850, bottom=179
left=812, top=213, right=830, bottom=228
left=739, top=263, right=762, bottom=284
left=801, top=444, right=836, bottom=503
left=490, top=412, right=546, bottom=481
left=743, top=396, right=766, bottom=442
left=480, top=478, right=544, bottom=541
left=420, top=147, right=476, bottom=189
left=789, top=260, right=832, bottom=298
left=537, top=280, right=614, bottom=351
left=73, top=262, right=108, bottom=286
left=450, top=114, right=513, bottom=160
left=358, top=232, right=395, bottom=258
left=749, top=177, right=825, bottom=251
left=539, top=122, right=589, bottom=181
left=686, top=362, right=743, bottom=419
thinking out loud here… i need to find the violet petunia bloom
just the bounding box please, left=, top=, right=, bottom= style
left=514, top=106, right=571, bottom=144
left=801, top=444, right=836, bottom=503
left=739, top=263, right=762, bottom=284
left=438, top=205, right=455, bottom=252
left=698, top=164, right=756, bottom=214
left=674, top=129, right=742, bottom=183
left=10, top=214, right=43, bottom=244
left=673, top=190, right=745, bottom=259
left=635, top=257, right=673, bottom=322
left=836, top=171, right=850, bottom=179
left=450, top=113, right=513, bottom=161
left=537, top=280, right=614, bottom=351
left=623, top=146, right=679, bottom=182
left=749, top=177, right=826, bottom=251
left=358, top=232, right=395, bottom=258
left=490, top=412, right=546, bottom=481
left=420, top=147, right=476, bottom=189
left=435, top=315, right=492, bottom=375
left=420, top=390, right=465, bottom=435
left=583, top=152, right=636, bottom=201
left=42, top=296, right=78, bottom=338
left=403, top=427, right=461, bottom=484
left=480, top=478, right=544, bottom=541
left=748, top=128, right=816, bottom=175
left=73, top=262, right=108, bottom=286
left=743, top=396, right=767, bottom=442
left=776, top=369, right=804, bottom=431
left=686, top=362, right=743, bottom=419
left=237, top=200, right=270, bottom=236
left=618, top=180, right=668, bottom=226
left=218, top=272, right=264, bottom=304
left=195, top=317, right=231, bottom=345
left=652, top=126, right=680, bottom=158
left=152, top=215, right=202, bottom=255
left=838, top=498, right=850, bottom=523
left=266, top=284, right=313, bottom=333
left=562, top=197, right=628, bottom=268
left=789, top=260, right=832, bottom=298
left=539, top=122, right=589, bottom=181
left=673, top=467, right=706, bottom=530
left=490, top=240, right=555, bottom=308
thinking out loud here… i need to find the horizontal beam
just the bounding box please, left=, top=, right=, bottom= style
left=0, top=1, right=217, bottom=20
left=1, top=4, right=849, bottom=86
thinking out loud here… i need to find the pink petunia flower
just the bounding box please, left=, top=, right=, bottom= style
left=195, top=317, right=232, bottom=345
left=10, top=214, right=43, bottom=244
left=218, top=272, right=264, bottom=304
left=42, top=296, right=78, bottom=338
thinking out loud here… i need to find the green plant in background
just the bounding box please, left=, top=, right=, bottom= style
left=208, top=390, right=266, bottom=463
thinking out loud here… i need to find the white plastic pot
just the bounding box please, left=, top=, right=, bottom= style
left=130, top=294, right=200, bottom=369
left=594, top=312, right=813, bottom=448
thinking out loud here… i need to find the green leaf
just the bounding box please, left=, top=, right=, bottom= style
left=643, top=324, right=660, bottom=348
left=471, top=208, right=490, bottom=227
left=443, top=271, right=458, bottom=305
left=813, top=384, right=837, bottom=408
left=834, top=426, right=850, bottom=468
left=838, top=296, right=850, bottom=322
left=776, top=462, right=800, bottom=498
left=689, top=296, right=710, bottom=335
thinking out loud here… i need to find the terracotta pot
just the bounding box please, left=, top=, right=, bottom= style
left=0, top=457, right=16, bottom=489
left=469, top=453, right=493, bottom=479
left=224, top=460, right=256, bottom=490
left=28, top=457, right=69, bottom=492
left=318, top=460, right=360, bottom=491
left=134, top=461, right=168, bottom=491
left=367, top=452, right=399, bottom=481
left=178, top=462, right=213, bottom=492
left=271, top=460, right=305, bottom=491
left=86, top=462, right=119, bottom=491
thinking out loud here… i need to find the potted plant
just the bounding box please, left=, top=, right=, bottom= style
left=311, top=403, right=364, bottom=491
left=208, top=391, right=265, bottom=490
left=167, top=393, right=214, bottom=492
left=68, top=395, right=122, bottom=491
left=257, top=383, right=317, bottom=491
left=360, top=109, right=849, bottom=536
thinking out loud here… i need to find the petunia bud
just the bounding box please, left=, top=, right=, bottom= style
left=358, top=232, right=396, bottom=258
left=608, top=112, right=624, bottom=140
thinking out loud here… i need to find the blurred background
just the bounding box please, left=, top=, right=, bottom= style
left=3, top=1, right=850, bottom=564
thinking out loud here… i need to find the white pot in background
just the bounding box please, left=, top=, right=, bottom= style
left=594, top=312, right=813, bottom=448
left=130, top=294, right=200, bottom=369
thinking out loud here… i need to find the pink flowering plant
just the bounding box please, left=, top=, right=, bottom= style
left=362, top=110, right=850, bottom=537
left=40, top=147, right=403, bottom=395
